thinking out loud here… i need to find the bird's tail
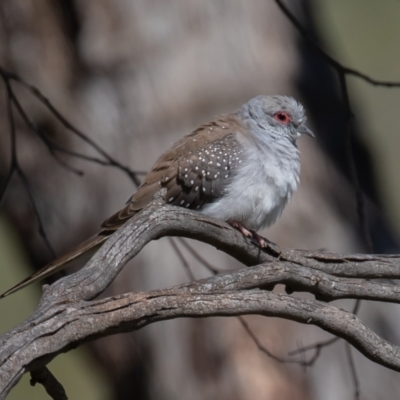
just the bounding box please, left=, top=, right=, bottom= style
left=0, top=233, right=109, bottom=299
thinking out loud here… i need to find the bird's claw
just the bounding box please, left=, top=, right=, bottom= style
left=228, top=221, right=273, bottom=248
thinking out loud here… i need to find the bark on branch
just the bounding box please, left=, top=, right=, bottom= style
left=1, top=195, right=400, bottom=398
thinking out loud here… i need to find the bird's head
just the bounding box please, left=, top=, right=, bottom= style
left=237, top=95, right=314, bottom=145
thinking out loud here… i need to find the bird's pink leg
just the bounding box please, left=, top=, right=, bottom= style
left=228, top=221, right=272, bottom=248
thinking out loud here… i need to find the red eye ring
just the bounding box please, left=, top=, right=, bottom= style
left=273, top=111, right=291, bottom=125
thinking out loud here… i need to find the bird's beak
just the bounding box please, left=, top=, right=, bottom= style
left=299, top=125, right=315, bottom=138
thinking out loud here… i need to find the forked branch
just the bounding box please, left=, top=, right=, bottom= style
left=1, top=196, right=400, bottom=398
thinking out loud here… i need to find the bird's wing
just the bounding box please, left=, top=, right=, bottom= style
left=0, top=114, right=245, bottom=299
left=101, top=114, right=245, bottom=230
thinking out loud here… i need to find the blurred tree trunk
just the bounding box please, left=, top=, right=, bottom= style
left=0, top=0, right=398, bottom=399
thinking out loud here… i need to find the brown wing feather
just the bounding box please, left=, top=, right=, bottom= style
left=101, top=114, right=245, bottom=230
left=0, top=115, right=247, bottom=299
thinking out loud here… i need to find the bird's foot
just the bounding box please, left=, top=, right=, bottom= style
left=228, top=221, right=274, bottom=248
left=249, top=230, right=275, bottom=248
left=228, top=221, right=253, bottom=239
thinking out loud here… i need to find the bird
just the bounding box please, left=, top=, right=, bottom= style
left=0, top=95, right=313, bottom=299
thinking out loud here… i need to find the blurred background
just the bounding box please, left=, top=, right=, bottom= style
left=1, top=0, right=400, bottom=399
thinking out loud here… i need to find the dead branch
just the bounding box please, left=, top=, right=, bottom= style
left=30, top=367, right=68, bottom=400
left=1, top=196, right=400, bottom=398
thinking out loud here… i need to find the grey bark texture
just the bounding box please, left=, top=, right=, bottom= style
left=1, top=199, right=400, bottom=399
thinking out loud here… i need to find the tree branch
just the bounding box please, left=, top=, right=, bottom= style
left=30, top=367, right=68, bottom=400
left=1, top=197, right=400, bottom=398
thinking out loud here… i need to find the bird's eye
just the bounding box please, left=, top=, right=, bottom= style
left=273, top=111, right=291, bottom=125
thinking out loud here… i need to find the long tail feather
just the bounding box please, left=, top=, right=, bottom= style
left=0, top=233, right=109, bottom=299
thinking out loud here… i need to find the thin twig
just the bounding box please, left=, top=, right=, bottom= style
left=177, top=238, right=232, bottom=273
left=3, top=67, right=140, bottom=186
left=30, top=367, right=68, bottom=400
left=168, top=237, right=196, bottom=280
left=173, top=239, right=308, bottom=367
left=289, top=336, right=339, bottom=357
left=345, top=342, right=361, bottom=400
left=0, top=65, right=145, bottom=259
left=288, top=299, right=360, bottom=358
left=16, top=167, right=56, bottom=258
left=0, top=65, right=141, bottom=185
left=4, top=79, right=56, bottom=258
left=238, top=317, right=309, bottom=365
left=0, top=90, right=16, bottom=208
left=275, top=0, right=400, bottom=88
left=338, top=73, right=374, bottom=251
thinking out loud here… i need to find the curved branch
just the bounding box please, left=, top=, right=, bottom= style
left=1, top=197, right=400, bottom=397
